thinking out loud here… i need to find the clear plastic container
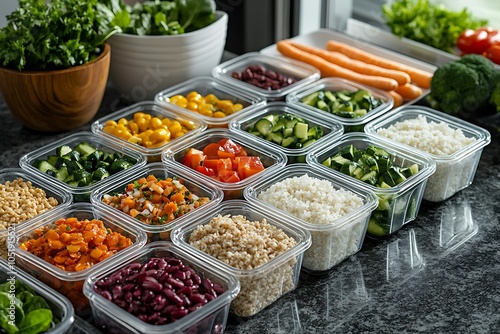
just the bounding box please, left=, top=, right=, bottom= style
left=171, top=200, right=311, bottom=317
left=162, top=128, right=287, bottom=200
left=229, top=101, right=344, bottom=164
left=91, top=101, right=206, bottom=162
left=243, top=164, right=378, bottom=273
left=286, top=77, right=394, bottom=132
left=83, top=241, right=240, bottom=334
left=364, top=106, right=491, bottom=202
left=0, top=168, right=72, bottom=259
left=0, top=258, right=75, bottom=333
left=212, top=52, right=320, bottom=101
left=14, top=202, right=147, bottom=316
left=154, top=76, right=266, bottom=128
left=306, top=133, right=436, bottom=239
left=90, top=161, right=224, bottom=243
left=19, top=131, right=147, bottom=202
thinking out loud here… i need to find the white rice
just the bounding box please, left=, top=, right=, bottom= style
left=375, top=115, right=478, bottom=202
left=257, top=174, right=366, bottom=272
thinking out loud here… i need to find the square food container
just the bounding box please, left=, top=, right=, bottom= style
left=91, top=101, right=206, bottom=162
left=286, top=77, right=394, bottom=132
left=154, top=76, right=266, bottom=128
left=0, top=258, right=75, bottom=333
left=364, top=106, right=491, bottom=202
left=212, top=52, right=320, bottom=101
left=171, top=200, right=311, bottom=317
left=243, top=164, right=378, bottom=273
left=306, top=133, right=435, bottom=239
left=162, top=128, right=287, bottom=200
left=229, top=101, right=344, bottom=164
left=14, top=202, right=147, bottom=316
left=0, top=168, right=72, bottom=259
left=90, top=161, right=224, bottom=243
left=19, top=131, right=147, bottom=202
left=83, top=241, right=240, bottom=334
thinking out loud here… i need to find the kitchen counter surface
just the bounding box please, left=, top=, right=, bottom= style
left=1, top=84, right=499, bottom=334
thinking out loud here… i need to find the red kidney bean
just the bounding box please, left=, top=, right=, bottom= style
left=231, top=64, right=298, bottom=91
left=142, top=289, right=156, bottom=303
left=164, top=288, right=184, bottom=305
left=140, top=276, right=162, bottom=292
left=166, top=277, right=185, bottom=290
left=190, top=293, right=207, bottom=304
left=171, top=306, right=189, bottom=320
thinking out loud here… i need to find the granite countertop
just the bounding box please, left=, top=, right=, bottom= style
left=1, top=84, right=499, bottom=334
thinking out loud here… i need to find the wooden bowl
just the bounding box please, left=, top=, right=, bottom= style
left=0, top=44, right=111, bottom=132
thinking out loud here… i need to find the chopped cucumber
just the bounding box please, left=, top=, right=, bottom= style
left=56, top=145, right=72, bottom=157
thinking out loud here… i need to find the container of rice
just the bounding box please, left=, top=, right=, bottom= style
left=243, top=163, right=378, bottom=274
left=364, top=106, right=491, bottom=202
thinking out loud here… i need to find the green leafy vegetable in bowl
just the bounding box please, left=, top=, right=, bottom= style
left=0, top=0, right=121, bottom=71
left=101, top=0, right=216, bottom=35
left=382, top=0, right=488, bottom=53
left=0, top=279, right=54, bottom=334
left=427, top=54, right=500, bottom=117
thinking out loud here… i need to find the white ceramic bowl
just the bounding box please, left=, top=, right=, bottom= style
left=107, top=11, right=228, bottom=101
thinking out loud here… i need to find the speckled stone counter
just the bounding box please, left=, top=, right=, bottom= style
left=1, top=84, right=499, bottom=334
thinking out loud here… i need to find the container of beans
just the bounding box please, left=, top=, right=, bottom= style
left=19, top=131, right=147, bottom=202
left=305, top=133, right=435, bottom=240
left=162, top=128, right=287, bottom=200
left=154, top=76, right=266, bottom=128
left=14, top=202, right=147, bottom=316
left=91, top=101, right=206, bottom=162
left=0, top=168, right=73, bottom=259
left=364, top=106, right=491, bottom=202
left=229, top=101, right=344, bottom=164
left=90, top=161, right=224, bottom=243
left=83, top=241, right=240, bottom=334
left=171, top=200, right=311, bottom=317
left=286, top=77, right=394, bottom=132
left=0, top=258, right=75, bottom=333
left=244, top=163, right=378, bottom=273
left=212, top=52, right=320, bottom=101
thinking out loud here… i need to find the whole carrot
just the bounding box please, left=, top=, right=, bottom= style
left=288, top=41, right=411, bottom=85
left=277, top=40, right=399, bottom=91
left=395, top=83, right=423, bottom=101
left=387, top=90, right=404, bottom=108
left=325, top=40, right=433, bottom=89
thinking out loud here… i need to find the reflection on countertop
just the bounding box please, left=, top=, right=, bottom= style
left=1, top=84, right=499, bottom=333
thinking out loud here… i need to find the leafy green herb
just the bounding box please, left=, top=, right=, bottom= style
left=0, top=0, right=121, bottom=71
left=101, top=0, right=216, bottom=36
left=0, top=279, right=54, bottom=334
left=382, top=0, right=488, bottom=53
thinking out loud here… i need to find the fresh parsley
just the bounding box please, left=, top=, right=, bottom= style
left=0, top=0, right=121, bottom=71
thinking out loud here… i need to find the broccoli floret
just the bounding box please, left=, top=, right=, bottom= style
left=429, top=62, right=488, bottom=115
left=458, top=54, right=500, bottom=90
left=490, top=83, right=500, bottom=112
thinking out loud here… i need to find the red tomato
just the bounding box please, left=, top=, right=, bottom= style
left=182, top=148, right=205, bottom=169
left=484, top=45, right=500, bottom=64
left=202, top=143, right=220, bottom=159
left=217, top=158, right=233, bottom=173
left=203, top=159, right=219, bottom=172
left=457, top=27, right=500, bottom=54
left=218, top=170, right=241, bottom=183
left=235, top=156, right=265, bottom=179
left=195, top=165, right=215, bottom=177
left=217, top=138, right=247, bottom=158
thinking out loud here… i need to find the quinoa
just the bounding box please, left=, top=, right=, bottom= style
left=188, top=214, right=297, bottom=317
left=375, top=115, right=478, bottom=202
left=257, top=174, right=366, bottom=272
left=0, top=178, right=59, bottom=258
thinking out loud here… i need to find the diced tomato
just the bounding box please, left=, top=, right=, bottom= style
left=235, top=156, right=265, bottom=179
left=218, top=138, right=247, bottom=158
left=181, top=148, right=205, bottom=169
left=217, top=158, right=233, bottom=173
left=203, top=159, right=219, bottom=172
left=218, top=170, right=241, bottom=183
left=195, top=165, right=216, bottom=177
left=202, top=143, right=220, bottom=159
